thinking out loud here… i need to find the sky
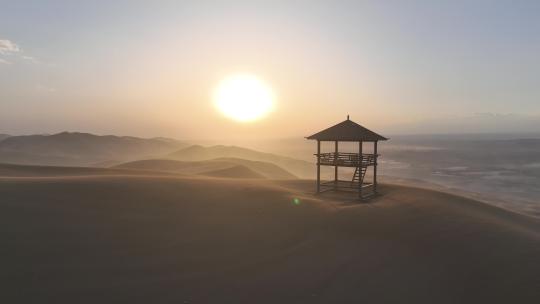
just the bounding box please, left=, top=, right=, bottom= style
left=1, top=0, right=539, bottom=139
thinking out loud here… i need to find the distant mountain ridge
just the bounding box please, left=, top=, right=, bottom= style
left=0, top=133, right=314, bottom=178
left=0, top=132, right=187, bottom=166
left=167, top=145, right=313, bottom=178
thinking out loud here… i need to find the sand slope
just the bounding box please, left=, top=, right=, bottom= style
left=0, top=162, right=177, bottom=177
left=0, top=175, right=538, bottom=303
left=199, top=164, right=265, bottom=179
left=114, top=158, right=297, bottom=179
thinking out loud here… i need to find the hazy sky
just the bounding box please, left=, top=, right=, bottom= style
left=1, top=0, right=539, bottom=139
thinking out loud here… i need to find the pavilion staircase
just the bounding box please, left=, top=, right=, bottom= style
left=351, top=166, right=367, bottom=186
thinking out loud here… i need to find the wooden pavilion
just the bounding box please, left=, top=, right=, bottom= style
left=306, top=116, right=388, bottom=199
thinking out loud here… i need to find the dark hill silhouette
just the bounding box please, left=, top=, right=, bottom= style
left=0, top=132, right=187, bottom=166
left=167, top=145, right=312, bottom=178
left=114, top=158, right=297, bottom=179
left=0, top=134, right=10, bottom=142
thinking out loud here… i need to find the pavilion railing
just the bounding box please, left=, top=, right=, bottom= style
left=315, top=152, right=377, bottom=167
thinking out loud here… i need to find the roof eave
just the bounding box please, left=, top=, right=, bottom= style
left=305, top=137, right=389, bottom=141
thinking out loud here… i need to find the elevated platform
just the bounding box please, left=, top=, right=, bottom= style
left=316, top=152, right=377, bottom=167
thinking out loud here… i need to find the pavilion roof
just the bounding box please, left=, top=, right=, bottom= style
left=306, top=117, right=388, bottom=141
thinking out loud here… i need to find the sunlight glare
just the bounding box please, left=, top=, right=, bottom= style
left=213, top=74, right=275, bottom=122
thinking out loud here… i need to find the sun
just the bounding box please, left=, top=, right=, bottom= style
left=213, top=74, right=275, bottom=122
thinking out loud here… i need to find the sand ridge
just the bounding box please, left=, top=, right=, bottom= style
left=0, top=172, right=538, bottom=303
left=114, top=157, right=297, bottom=179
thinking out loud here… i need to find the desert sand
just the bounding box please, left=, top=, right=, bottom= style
left=0, top=167, right=538, bottom=303
left=114, top=158, right=297, bottom=179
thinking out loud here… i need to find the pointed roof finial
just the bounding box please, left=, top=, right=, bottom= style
left=347, top=114, right=350, bottom=120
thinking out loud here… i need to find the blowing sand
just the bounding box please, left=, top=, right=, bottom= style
left=0, top=174, right=538, bottom=303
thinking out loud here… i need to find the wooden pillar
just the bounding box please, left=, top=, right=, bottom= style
left=334, top=141, right=338, bottom=190
left=317, top=140, right=321, bottom=193
left=358, top=141, right=363, bottom=199
left=374, top=141, right=378, bottom=194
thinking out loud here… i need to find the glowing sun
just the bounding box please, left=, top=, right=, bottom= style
left=213, top=74, right=275, bottom=122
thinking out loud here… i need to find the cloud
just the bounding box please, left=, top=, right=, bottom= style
left=0, top=39, right=43, bottom=66
left=21, top=55, right=39, bottom=64
left=0, top=39, right=20, bottom=54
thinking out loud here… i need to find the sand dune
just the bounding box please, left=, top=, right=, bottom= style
left=0, top=159, right=295, bottom=180
left=114, top=158, right=297, bottom=179
left=0, top=173, right=538, bottom=303
left=0, top=162, right=177, bottom=177
left=200, top=164, right=265, bottom=179
left=167, top=144, right=313, bottom=178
